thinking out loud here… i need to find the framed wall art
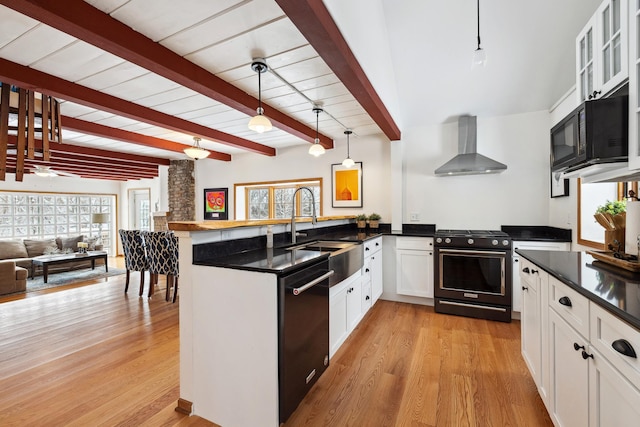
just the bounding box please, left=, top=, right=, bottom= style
left=204, top=188, right=228, bottom=220
left=550, top=171, right=569, bottom=198
left=331, top=162, right=363, bottom=208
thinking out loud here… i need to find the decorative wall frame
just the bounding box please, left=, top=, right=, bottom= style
left=551, top=171, right=569, bottom=198
left=204, top=188, right=228, bottom=220
left=331, top=162, right=363, bottom=208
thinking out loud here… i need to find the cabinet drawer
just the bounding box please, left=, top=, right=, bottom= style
left=519, top=258, right=539, bottom=292
left=363, top=236, right=382, bottom=256
left=396, top=236, right=432, bottom=251
left=548, top=276, right=589, bottom=338
left=590, top=303, right=640, bottom=390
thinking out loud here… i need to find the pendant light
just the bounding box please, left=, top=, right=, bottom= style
left=248, top=58, right=273, bottom=133
left=342, top=129, right=355, bottom=167
left=184, top=137, right=210, bottom=160
left=472, top=0, right=487, bottom=68
left=308, top=107, right=325, bottom=157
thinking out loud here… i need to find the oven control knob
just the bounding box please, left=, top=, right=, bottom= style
left=492, top=239, right=498, bottom=246
left=445, top=238, right=451, bottom=244
left=436, top=237, right=442, bottom=243
left=467, top=238, right=474, bottom=245
left=502, top=240, right=509, bottom=246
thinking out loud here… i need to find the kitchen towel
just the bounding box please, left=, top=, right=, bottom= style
left=625, top=201, right=640, bottom=255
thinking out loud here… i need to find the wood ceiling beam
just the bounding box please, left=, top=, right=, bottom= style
left=0, top=58, right=276, bottom=156
left=62, top=117, right=231, bottom=162
left=275, top=0, right=401, bottom=141
left=1, top=0, right=334, bottom=148
left=8, top=136, right=171, bottom=166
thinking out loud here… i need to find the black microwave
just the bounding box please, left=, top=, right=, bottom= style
left=550, top=95, right=628, bottom=172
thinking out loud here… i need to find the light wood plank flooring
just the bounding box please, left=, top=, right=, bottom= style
left=0, top=260, right=552, bottom=426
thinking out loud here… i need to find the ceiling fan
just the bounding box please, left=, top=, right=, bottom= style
left=29, top=165, right=79, bottom=178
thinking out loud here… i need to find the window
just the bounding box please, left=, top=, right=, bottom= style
left=235, top=179, right=322, bottom=220
left=0, top=191, right=116, bottom=253
left=578, top=179, right=637, bottom=248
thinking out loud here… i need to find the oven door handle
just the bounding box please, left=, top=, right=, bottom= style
left=292, top=270, right=335, bottom=295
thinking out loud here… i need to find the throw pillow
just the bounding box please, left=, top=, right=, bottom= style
left=0, top=239, right=29, bottom=259
left=23, top=239, right=58, bottom=257
left=84, top=236, right=101, bottom=251
left=56, top=235, right=84, bottom=252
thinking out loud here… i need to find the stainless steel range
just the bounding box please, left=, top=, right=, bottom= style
left=433, top=230, right=512, bottom=322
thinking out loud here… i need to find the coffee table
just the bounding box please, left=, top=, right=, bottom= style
left=31, top=251, right=108, bottom=283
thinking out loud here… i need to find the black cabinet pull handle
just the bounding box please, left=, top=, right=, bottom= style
left=375, top=242, right=379, bottom=246
left=531, top=269, right=539, bottom=274
left=574, top=343, right=585, bottom=351
left=365, top=268, right=370, bottom=273
left=365, top=247, right=370, bottom=251
left=514, top=259, right=519, bottom=263
left=522, top=286, right=528, bottom=291
left=582, top=350, right=594, bottom=360
left=559, top=296, right=572, bottom=307
left=366, top=295, right=370, bottom=300
left=612, top=339, right=638, bottom=358
left=522, top=267, right=530, bottom=273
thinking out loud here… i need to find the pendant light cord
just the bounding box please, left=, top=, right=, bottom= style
left=257, top=65, right=263, bottom=111
left=476, top=0, right=481, bottom=49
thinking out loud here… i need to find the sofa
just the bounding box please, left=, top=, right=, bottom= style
left=0, top=260, right=28, bottom=294
left=0, top=235, right=104, bottom=283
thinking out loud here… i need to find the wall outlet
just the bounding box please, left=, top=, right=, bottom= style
left=410, top=213, right=420, bottom=221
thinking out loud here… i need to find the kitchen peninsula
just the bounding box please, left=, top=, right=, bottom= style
left=169, top=217, right=382, bottom=426
left=516, top=249, right=640, bottom=426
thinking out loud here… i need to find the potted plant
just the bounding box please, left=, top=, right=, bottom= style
left=368, top=213, right=381, bottom=229
left=355, top=214, right=367, bottom=229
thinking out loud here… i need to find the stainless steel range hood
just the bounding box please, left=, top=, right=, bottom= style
left=434, top=115, right=507, bottom=176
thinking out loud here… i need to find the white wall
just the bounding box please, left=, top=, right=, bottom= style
left=194, top=134, right=392, bottom=222
left=401, top=111, right=552, bottom=229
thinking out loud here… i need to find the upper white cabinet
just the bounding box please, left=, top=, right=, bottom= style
left=628, top=0, right=640, bottom=169
left=576, top=0, right=628, bottom=103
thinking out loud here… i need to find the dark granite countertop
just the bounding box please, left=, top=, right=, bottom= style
left=192, top=225, right=383, bottom=274
left=502, top=225, right=571, bottom=242
left=516, top=249, right=640, bottom=330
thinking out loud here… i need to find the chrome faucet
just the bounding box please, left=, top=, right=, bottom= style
left=291, top=186, right=317, bottom=244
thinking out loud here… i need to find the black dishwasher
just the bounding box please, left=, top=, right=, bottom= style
left=278, top=257, right=333, bottom=423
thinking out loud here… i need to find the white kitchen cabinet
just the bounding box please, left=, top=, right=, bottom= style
left=576, top=0, right=628, bottom=103
left=512, top=241, right=570, bottom=314
left=329, top=271, right=362, bottom=358
left=520, top=257, right=551, bottom=407
left=628, top=0, right=640, bottom=170
left=395, top=237, right=433, bottom=298
left=363, top=236, right=383, bottom=304
left=548, top=308, right=590, bottom=427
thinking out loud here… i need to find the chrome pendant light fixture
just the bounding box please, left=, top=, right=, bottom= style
left=472, top=0, right=487, bottom=68
left=184, top=136, right=210, bottom=160
left=248, top=58, right=273, bottom=133
left=341, top=129, right=355, bottom=167
left=308, top=107, right=325, bottom=157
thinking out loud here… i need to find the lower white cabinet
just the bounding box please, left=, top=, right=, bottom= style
left=548, top=308, right=589, bottom=427
left=395, top=237, right=433, bottom=298
left=522, top=256, right=640, bottom=427
left=363, top=236, right=383, bottom=304
left=329, top=271, right=362, bottom=358
left=512, top=240, right=570, bottom=313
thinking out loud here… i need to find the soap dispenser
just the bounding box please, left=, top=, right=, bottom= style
left=266, top=225, right=273, bottom=248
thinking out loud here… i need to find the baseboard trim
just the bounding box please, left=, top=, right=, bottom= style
left=175, top=398, right=193, bottom=415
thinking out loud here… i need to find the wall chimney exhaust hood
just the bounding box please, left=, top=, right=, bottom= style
left=434, top=115, right=507, bottom=176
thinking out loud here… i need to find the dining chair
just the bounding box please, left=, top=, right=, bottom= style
left=142, top=231, right=179, bottom=302
left=118, top=229, right=149, bottom=296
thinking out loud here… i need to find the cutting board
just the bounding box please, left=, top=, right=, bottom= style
left=586, top=250, right=640, bottom=272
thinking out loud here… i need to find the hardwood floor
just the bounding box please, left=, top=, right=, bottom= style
left=0, top=260, right=552, bottom=426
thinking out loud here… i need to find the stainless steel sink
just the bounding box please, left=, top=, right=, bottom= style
left=287, top=240, right=363, bottom=286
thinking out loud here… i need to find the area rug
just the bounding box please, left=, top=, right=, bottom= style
left=26, top=267, right=126, bottom=293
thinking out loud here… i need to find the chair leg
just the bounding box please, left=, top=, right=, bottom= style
left=139, top=271, right=145, bottom=296
left=165, top=275, right=173, bottom=301
left=148, top=273, right=156, bottom=298
left=125, top=270, right=131, bottom=293
left=172, top=277, right=178, bottom=303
